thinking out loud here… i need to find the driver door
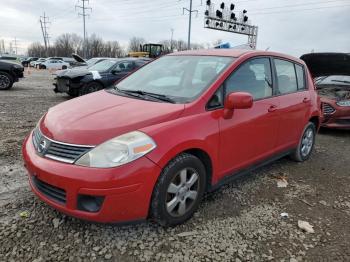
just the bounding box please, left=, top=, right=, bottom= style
left=218, top=57, right=280, bottom=178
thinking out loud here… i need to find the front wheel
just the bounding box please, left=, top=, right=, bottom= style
left=0, top=72, right=14, bottom=90
left=79, top=82, right=103, bottom=96
left=150, top=153, right=207, bottom=227
left=290, top=122, right=316, bottom=162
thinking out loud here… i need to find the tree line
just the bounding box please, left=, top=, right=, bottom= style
left=27, top=33, right=206, bottom=58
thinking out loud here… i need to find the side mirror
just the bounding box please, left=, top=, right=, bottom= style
left=224, top=92, right=253, bottom=118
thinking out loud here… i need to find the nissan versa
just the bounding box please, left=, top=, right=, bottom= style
left=22, top=50, right=321, bottom=226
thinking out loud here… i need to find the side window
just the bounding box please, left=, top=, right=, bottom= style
left=225, top=58, right=273, bottom=100
left=207, top=85, right=224, bottom=109
left=275, top=59, right=298, bottom=94
left=295, top=64, right=306, bottom=90
left=116, top=61, right=134, bottom=72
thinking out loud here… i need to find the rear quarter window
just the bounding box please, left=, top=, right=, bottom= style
left=295, top=64, right=306, bottom=90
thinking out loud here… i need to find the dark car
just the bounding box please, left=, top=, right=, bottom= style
left=22, top=57, right=39, bottom=67
left=301, top=53, right=350, bottom=129
left=53, top=57, right=151, bottom=96
left=0, top=60, right=24, bottom=90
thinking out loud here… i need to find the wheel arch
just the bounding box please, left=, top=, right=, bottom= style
left=309, top=115, right=320, bottom=130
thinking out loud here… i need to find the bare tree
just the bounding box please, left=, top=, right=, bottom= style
left=128, top=37, right=145, bottom=52
left=27, top=42, right=46, bottom=57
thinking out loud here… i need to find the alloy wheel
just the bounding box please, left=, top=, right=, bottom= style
left=0, top=75, right=10, bottom=89
left=301, top=127, right=314, bottom=157
left=166, top=168, right=200, bottom=217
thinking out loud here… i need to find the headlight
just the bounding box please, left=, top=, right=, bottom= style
left=336, top=100, right=350, bottom=107
left=75, top=131, right=156, bottom=168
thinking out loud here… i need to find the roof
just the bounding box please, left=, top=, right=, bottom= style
left=168, top=49, right=303, bottom=62
left=169, top=49, right=255, bottom=57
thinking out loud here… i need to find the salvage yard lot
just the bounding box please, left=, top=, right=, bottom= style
left=0, top=70, right=349, bottom=261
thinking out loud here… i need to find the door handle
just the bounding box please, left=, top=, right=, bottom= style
left=268, top=105, right=277, bottom=112
left=303, top=97, right=310, bottom=103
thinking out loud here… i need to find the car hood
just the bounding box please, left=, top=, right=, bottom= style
left=72, top=53, right=86, bottom=63
left=56, top=67, right=91, bottom=78
left=40, top=90, right=185, bottom=145
left=300, top=53, right=350, bottom=77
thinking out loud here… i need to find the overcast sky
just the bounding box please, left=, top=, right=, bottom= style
left=0, top=0, right=349, bottom=56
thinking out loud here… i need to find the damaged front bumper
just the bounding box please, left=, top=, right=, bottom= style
left=53, top=77, right=82, bottom=93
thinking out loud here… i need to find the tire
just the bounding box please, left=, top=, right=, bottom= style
left=79, top=82, right=103, bottom=96
left=62, top=65, right=67, bottom=70
left=290, top=122, right=316, bottom=162
left=0, top=72, right=14, bottom=90
left=67, top=88, right=79, bottom=97
left=40, top=65, right=46, bottom=69
left=150, top=153, right=207, bottom=227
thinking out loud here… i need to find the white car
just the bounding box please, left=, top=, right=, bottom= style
left=39, top=59, right=70, bottom=70
left=31, top=58, right=46, bottom=67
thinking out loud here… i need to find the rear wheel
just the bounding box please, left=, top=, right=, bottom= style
left=62, top=65, right=67, bottom=70
left=0, top=72, right=14, bottom=90
left=151, top=153, right=206, bottom=227
left=290, top=122, right=316, bottom=162
left=79, top=82, right=103, bottom=96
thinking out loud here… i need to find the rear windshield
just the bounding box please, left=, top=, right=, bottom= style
left=116, top=55, right=234, bottom=103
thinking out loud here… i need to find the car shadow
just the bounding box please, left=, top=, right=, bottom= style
left=319, top=127, right=350, bottom=138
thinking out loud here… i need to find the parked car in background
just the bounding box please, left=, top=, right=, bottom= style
left=23, top=49, right=321, bottom=226
left=31, top=58, right=46, bottom=68
left=53, top=57, right=150, bottom=96
left=0, top=60, right=24, bottom=90
left=0, top=55, right=20, bottom=64
left=22, top=57, right=39, bottom=67
left=39, top=59, right=70, bottom=70
left=301, top=53, right=350, bottom=129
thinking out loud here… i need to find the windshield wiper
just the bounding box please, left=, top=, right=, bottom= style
left=115, top=88, right=176, bottom=103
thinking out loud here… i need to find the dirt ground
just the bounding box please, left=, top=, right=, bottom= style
left=0, top=70, right=349, bottom=262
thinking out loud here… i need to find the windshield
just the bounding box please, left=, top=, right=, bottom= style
left=116, top=55, right=234, bottom=103
left=316, top=75, right=350, bottom=86
left=88, top=59, right=116, bottom=72
left=87, top=58, right=100, bottom=66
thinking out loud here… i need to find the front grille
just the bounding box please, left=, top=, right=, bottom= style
left=32, top=176, right=66, bottom=205
left=322, top=103, right=336, bottom=115
left=32, top=127, right=93, bottom=164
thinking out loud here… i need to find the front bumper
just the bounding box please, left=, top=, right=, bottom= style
left=322, top=102, right=350, bottom=129
left=53, top=78, right=82, bottom=93
left=22, top=133, right=161, bottom=223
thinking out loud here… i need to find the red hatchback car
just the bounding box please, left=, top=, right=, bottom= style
left=22, top=49, right=321, bottom=226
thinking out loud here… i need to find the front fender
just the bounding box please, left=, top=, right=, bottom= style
left=140, top=112, right=220, bottom=182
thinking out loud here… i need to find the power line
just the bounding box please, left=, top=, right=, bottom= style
left=76, top=0, right=92, bottom=58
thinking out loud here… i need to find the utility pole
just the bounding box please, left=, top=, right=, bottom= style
left=76, top=0, right=92, bottom=58
left=12, top=37, right=18, bottom=55
left=170, top=28, right=174, bottom=51
left=183, top=0, right=198, bottom=50
left=40, top=12, right=50, bottom=56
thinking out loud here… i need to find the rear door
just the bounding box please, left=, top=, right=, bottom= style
left=218, top=57, right=280, bottom=177
left=272, top=58, right=311, bottom=149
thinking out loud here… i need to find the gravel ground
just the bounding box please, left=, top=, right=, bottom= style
left=0, top=70, right=349, bottom=262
